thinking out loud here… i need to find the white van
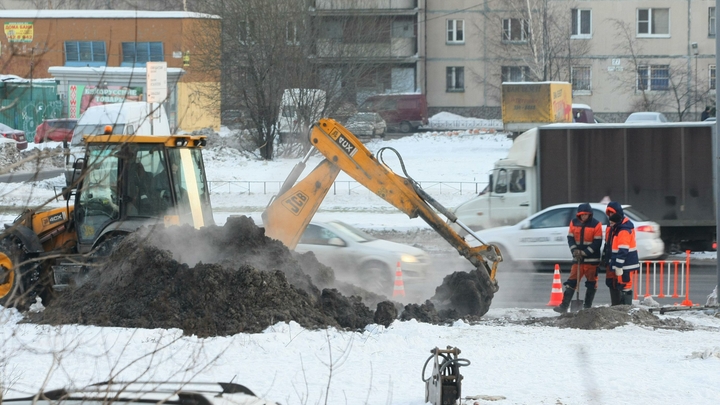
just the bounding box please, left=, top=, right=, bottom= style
left=277, top=88, right=326, bottom=142
left=64, top=101, right=171, bottom=185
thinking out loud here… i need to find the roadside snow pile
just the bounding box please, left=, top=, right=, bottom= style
left=427, top=112, right=502, bottom=131
left=0, top=143, right=65, bottom=174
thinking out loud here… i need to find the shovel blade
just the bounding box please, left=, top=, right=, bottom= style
left=570, top=299, right=584, bottom=313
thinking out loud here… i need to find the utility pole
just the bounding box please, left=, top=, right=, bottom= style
left=692, top=42, right=698, bottom=119
left=715, top=0, right=720, bottom=303
left=542, top=0, right=548, bottom=80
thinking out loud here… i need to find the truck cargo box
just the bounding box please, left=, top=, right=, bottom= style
left=502, top=82, right=572, bottom=132
left=537, top=122, right=716, bottom=249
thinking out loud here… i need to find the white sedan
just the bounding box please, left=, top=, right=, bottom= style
left=468, top=203, right=665, bottom=269
left=295, top=220, right=431, bottom=294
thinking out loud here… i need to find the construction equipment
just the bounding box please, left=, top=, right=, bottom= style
left=262, top=118, right=502, bottom=314
left=0, top=133, right=212, bottom=309
left=422, top=346, right=470, bottom=405
left=570, top=256, right=584, bottom=312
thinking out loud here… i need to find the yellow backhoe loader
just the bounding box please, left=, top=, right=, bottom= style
left=0, top=133, right=212, bottom=309
left=262, top=118, right=502, bottom=314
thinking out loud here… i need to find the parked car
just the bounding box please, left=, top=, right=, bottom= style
left=358, top=93, right=428, bottom=133
left=468, top=203, right=665, bottom=270
left=295, top=220, right=431, bottom=293
left=344, top=112, right=387, bottom=137
left=625, top=112, right=668, bottom=123
left=0, top=122, right=28, bottom=150
left=34, top=118, right=78, bottom=143
left=571, top=103, right=596, bottom=123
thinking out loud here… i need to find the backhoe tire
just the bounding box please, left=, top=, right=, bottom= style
left=361, top=261, right=393, bottom=296
left=0, top=238, right=39, bottom=310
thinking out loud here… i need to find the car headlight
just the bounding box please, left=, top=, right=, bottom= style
left=400, top=254, right=418, bottom=263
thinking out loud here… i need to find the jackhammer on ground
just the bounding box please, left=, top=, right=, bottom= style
left=422, top=346, right=471, bottom=405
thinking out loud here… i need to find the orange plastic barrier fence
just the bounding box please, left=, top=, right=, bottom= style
left=636, top=250, right=693, bottom=305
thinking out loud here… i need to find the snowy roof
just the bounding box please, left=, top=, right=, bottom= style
left=0, top=10, right=220, bottom=19
left=0, top=74, right=56, bottom=83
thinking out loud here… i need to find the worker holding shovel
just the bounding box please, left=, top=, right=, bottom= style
left=554, top=203, right=603, bottom=313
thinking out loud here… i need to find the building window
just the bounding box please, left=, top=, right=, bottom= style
left=446, top=67, right=464, bottom=92
left=710, top=7, right=716, bottom=37
left=571, top=66, right=592, bottom=92
left=637, top=65, right=670, bottom=91
left=571, top=9, right=592, bottom=37
left=637, top=8, right=669, bottom=36
left=502, top=18, right=528, bottom=42
left=121, top=42, right=164, bottom=67
left=501, top=66, right=529, bottom=82
left=447, top=19, right=464, bottom=44
left=64, top=41, right=106, bottom=67
left=710, top=65, right=716, bottom=90
left=286, top=21, right=299, bottom=45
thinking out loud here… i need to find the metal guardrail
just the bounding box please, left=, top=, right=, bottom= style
left=207, top=180, right=487, bottom=196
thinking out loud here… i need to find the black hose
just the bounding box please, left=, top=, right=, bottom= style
left=421, top=354, right=471, bottom=382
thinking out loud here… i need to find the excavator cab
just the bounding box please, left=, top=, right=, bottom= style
left=1, top=133, right=213, bottom=309
left=72, top=134, right=214, bottom=254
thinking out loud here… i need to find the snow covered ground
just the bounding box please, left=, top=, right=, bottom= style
left=1, top=121, right=720, bottom=404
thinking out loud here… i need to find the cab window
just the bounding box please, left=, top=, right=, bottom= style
left=299, top=224, right=341, bottom=245
left=529, top=208, right=574, bottom=229
left=494, top=170, right=509, bottom=194
left=593, top=209, right=609, bottom=225
left=509, top=169, right=526, bottom=193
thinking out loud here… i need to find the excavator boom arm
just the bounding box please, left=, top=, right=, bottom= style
left=263, top=119, right=501, bottom=299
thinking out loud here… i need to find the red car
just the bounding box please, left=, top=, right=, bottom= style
left=34, top=118, right=78, bottom=143
left=0, top=122, right=28, bottom=150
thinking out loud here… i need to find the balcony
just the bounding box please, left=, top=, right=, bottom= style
left=316, top=37, right=417, bottom=61
left=313, top=0, right=418, bottom=15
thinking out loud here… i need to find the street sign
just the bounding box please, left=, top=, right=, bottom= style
left=146, top=62, right=167, bottom=103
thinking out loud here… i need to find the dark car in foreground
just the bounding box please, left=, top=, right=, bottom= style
left=2, top=381, right=276, bottom=405
left=0, top=122, right=28, bottom=150
left=34, top=118, right=78, bottom=143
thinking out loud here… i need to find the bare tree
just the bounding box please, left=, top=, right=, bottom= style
left=610, top=19, right=706, bottom=120
left=192, top=0, right=400, bottom=160
left=475, top=0, right=591, bottom=102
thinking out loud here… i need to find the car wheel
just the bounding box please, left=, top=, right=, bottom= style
left=361, top=260, right=393, bottom=295
left=399, top=121, right=413, bottom=133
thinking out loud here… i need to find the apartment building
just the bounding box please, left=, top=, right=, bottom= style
left=313, top=0, right=425, bottom=102
left=0, top=9, right=220, bottom=131
left=427, top=0, right=718, bottom=121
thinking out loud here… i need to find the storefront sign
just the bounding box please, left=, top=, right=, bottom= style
left=4, top=22, right=33, bottom=42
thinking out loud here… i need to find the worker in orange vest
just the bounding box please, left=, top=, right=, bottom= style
left=554, top=203, right=603, bottom=313
left=601, top=202, right=639, bottom=305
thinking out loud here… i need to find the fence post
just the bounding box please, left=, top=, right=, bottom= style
left=658, top=262, right=665, bottom=298
left=644, top=262, right=651, bottom=298
left=681, top=250, right=693, bottom=306
left=672, top=261, right=679, bottom=298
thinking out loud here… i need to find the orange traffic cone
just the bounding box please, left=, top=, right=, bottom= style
left=546, top=264, right=563, bottom=306
left=393, top=262, right=405, bottom=297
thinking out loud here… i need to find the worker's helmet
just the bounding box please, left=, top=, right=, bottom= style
left=103, top=125, right=113, bottom=135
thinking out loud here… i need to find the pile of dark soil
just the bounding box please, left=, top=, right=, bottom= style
left=31, top=216, right=488, bottom=337
left=519, top=305, right=694, bottom=330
